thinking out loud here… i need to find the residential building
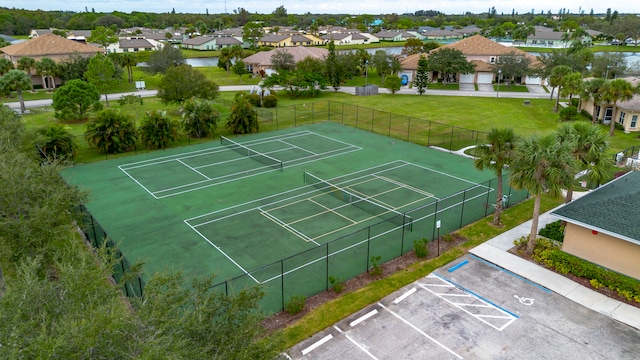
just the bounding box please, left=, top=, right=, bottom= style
left=581, top=77, right=640, bottom=132
left=242, top=46, right=328, bottom=75
left=551, top=171, right=640, bottom=280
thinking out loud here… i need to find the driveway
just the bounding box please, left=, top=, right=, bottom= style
left=458, top=83, right=474, bottom=91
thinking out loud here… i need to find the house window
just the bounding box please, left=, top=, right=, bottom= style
left=631, top=115, right=638, bottom=128
left=604, top=107, right=613, bottom=122
left=619, top=111, right=626, bottom=124
left=490, top=56, right=496, bottom=64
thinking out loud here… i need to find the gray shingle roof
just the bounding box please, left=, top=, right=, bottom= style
left=552, top=171, right=640, bottom=243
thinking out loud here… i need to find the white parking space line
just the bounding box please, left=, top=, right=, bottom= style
left=350, top=309, right=379, bottom=327
left=301, top=334, right=333, bottom=356
left=420, top=274, right=518, bottom=331
left=333, top=326, right=379, bottom=360
left=377, top=303, right=463, bottom=359
left=393, top=287, right=417, bottom=304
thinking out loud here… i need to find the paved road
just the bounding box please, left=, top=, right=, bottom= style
left=4, top=85, right=552, bottom=112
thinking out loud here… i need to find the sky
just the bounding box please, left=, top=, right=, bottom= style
left=3, top=0, right=638, bottom=16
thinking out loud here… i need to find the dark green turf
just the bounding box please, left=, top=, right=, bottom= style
left=61, top=121, right=527, bottom=313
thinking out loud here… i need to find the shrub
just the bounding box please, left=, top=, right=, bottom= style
left=559, top=106, right=577, bottom=121
left=85, top=108, right=137, bottom=154
left=369, top=255, right=382, bottom=277
left=538, top=220, right=565, bottom=242
left=328, top=276, right=345, bottom=293
left=139, top=110, right=180, bottom=149
left=570, top=97, right=579, bottom=107
left=285, top=295, right=306, bottom=314
left=413, top=238, right=429, bottom=258
left=262, top=94, right=278, bottom=108
left=614, top=122, right=624, bottom=131
left=580, top=109, right=592, bottom=120
left=245, top=93, right=262, bottom=107
left=37, top=124, right=78, bottom=161
left=534, top=244, right=640, bottom=303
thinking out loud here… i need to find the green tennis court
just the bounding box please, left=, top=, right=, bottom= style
left=62, top=122, right=527, bottom=314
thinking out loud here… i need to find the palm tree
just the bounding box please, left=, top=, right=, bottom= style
left=509, top=134, right=576, bottom=254
left=599, top=78, right=637, bottom=136
left=556, top=122, right=611, bottom=203
left=579, top=77, right=607, bottom=124
left=560, top=72, right=583, bottom=104
left=0, top=58, right=13, bottom=75
left=473, top=128, right=518, bottom=226
left=0, top=69, right=33, bottom=114
left=549, top=65, right=572, bottom=112
left=35, top=57, right=58, bottom=91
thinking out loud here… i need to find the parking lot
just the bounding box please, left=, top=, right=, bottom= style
left=288, top=254, right=640, bottom=359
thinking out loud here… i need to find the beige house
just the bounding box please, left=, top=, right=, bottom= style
left=0, top=34, right=102, bottom=88
left=551, top=171, right=640, bottom=280
left=581, top=77, right=640, bottom=132
left=400, top=35, right=541, bottom=86
left=258, top=34, right=323, bottom=47
left=242, top=46, right=328, bottom=75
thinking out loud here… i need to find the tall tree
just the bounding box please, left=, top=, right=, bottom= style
left=52, top=79, right=101, bottom=121
left=270, top=49, right=296, bottom=72
left=16, top=57, right=36, bottom=78
left=510, top=134, right=576, bottom=254
left=599, top=78, right=637, bottom=136
left=157, top=65, right=219, bottom=104
left=0, top=69, right=32, bottom=114
left=401, top=38, right=424, bottom=56
left=549, top=65, right=572, bottom=112
left=35, top=57, right=58, bottom=91
left=414, top=55, right=429, bottom=95
left=555, top=122, right=611, bottom=202
left=495, top=51, right=531, bottom=87
left=242, top=22, right=264, bottom=49
left=325, top=41, right=343, bottom=91
left=88, top=25, right=119, bottom=49
left=560, top=72, right=583, bottom=103
left=85, top=53, right=117, bottom=107
left=0, top=58, right=13, bottom=75
left=579, top=77, right=607, bottom=124
left=144, top=44, right=185, bottom=75
left=473, top=128, right=518, bottom=226
left=426, top=47, right=475, bottom=85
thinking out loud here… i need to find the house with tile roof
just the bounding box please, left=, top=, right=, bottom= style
left=242, top=46, right=328, bottom=75
left=580, top=77, right=640, bottom=132
left=520, top=26, right=592, bottom=48
left=375, top=31, right=416, bottom=42
left=399, top=35, right=541, bottom=86
left=551, top=171, right=640, bottom=280
left=1, top=34, right=102, bottom=88
left=420, top=29, right=463, bottom=42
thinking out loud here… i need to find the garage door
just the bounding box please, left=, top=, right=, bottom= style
left=477, top=73, right=494, bottom=84
left=525, top=76, right=541, bottom=85
left=459, top=73, right=474, bottom=83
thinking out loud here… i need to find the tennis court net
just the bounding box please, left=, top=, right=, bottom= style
left=221, top=136, right=283, bottom=171
left=304, top=172, right=412, bottom=229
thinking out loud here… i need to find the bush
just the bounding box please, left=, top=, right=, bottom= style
left=245, top=93, right=262, bottom=107
left=85, top=108, right=137, bottom=154
left=580, top=109, right=592, bottom=120
left=369, top=255, right=382, bottom=277
left=328, top=276, right=345, bottom=293
left=538, top=220, right=565, bottom=242
left=614, top=122, right=624, bottom=131
left=534, top=244, right=640, bottom=303
left=285, top=295, right=306, bottom=314
left=139, top=110, right=180, bottom=149
left=570, top=97, right=579, bottom=107
left=559, top=106, right=578, bottom=121
left=413, top=238, right=429, bottom=258
left=37, top=124, right=78, bottom=161
left=262, top=94, right=278, bottom=108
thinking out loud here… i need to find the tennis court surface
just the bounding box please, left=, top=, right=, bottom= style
left=62, top=122, right=526, bottom=314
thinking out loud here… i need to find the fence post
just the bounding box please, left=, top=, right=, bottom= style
left=432, top=200, right=439, bottom=240
left=449, top=126, right=454, bottom=150
left=460, top=189, right=467, bottom=228
left=366, top=227, right=371, bottom=272
left=371, top=110, right=374, bottom=133
left=427, top=121, right=432, bottom=146
left=312, top=102, right=315, bottom=124
left=485, top=178, right=493, bottom=217
left=294, top=105, right=297, bottom=127
left=388, top=112, right=392, bottom=136
left=275, top=107, right=279, bottom=130
left=356, top=105, right=359, bottom=129
left=281, top=260, right=285, bottom=311
left=326, top=243, right=329, bottom=291
left=407, top=118, right=411, bottom=142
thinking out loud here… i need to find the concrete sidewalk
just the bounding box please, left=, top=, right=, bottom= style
left=469, top=205, right=640, bottom=330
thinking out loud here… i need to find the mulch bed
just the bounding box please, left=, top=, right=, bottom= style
left=262, top=233, right=467, bottom=333
left=508, top=246, right=640, bottom=310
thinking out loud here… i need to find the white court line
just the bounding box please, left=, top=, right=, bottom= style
left=333, top=326, right=379, bottom=360
left=393, top=287, right=417, bottom=304
left=183, top=221, right=259, bottom=284
left=185, top=161, right=410, bottom=224
left=278, top=139, right=318, bottom=156
left=117, top=165, right=159, bottom=199
left=176, top=159, right=210, bottom=180
left=377, top=303, right=463, bottom=359
left=259, top=208, right=321, bottom=246
left=374, top=175, right=438, bottom=199
left=350, top=309, right=379, bottom=327
left=301, top=334, right=333, bottom=356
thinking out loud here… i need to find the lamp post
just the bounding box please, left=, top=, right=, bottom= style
left=365, top=60, right=369, bottom=87
left=496, top=69, right=502, bottom=98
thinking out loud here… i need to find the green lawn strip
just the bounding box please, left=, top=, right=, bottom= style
left=494, top=84, right=529, bottom=92
left=274, top=194, right=563, bottom=349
